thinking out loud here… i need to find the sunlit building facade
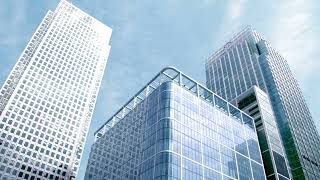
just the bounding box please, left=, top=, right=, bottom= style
left=205, top=27, right=320, bottom=179
left=233, top=86, right=290, bottom=180
left=0, top=0, right=111, bottom=179
left=85, top=67, right=266, bottom=180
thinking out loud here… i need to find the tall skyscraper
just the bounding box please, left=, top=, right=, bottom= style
left=0, top=1, right=111, bottom=179
left=84, top=67, right=266, bottom=180
left=205, top=27, right=320, bottom=179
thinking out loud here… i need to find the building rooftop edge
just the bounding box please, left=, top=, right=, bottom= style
left=94, top=66, right=254, bottom=140
left=57, top=0, right=112, bottom=33
left=205, top=25, right=254, bottom=64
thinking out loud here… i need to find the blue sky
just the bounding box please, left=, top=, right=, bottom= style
left=0, top=0, right=319, bottom=179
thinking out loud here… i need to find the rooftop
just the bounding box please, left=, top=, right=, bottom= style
left=94, top=67, right=254, bottom=141
left=205, top=26, right=254, bottom=65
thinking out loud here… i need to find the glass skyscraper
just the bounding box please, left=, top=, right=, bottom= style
left=205, top=27, right=320, bottom=179
left=0, top=0, right=111, bottom=179
left=85, top=67, right=266, bottom=180
left=233, top=86, right=290, bottom=180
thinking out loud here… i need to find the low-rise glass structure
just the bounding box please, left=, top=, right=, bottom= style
left=84, top=67, right=266, bottom=180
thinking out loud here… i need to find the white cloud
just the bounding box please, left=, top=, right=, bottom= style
left=267, top=0, right=318, bottom=81
left=0, top=0, right=27, bottom=46
left=228, top=0, right=247, bottom=20
left=208, top=0, right=249, bottom=54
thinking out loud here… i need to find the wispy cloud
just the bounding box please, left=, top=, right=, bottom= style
left=267, top=0, right=318, bottom=81
left=0, top=0, right=26, bottom=46
left=227, top=0, right=247, bottom=20
left=209, top=0, right=249, bottom=53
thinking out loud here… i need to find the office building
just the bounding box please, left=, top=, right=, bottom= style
left=84, top=67, right=266, bottom=180
left=205, top=27, right=320, bottom=179
left=233, top=86, right=290, bottom=180
left=0, top=0, right=111, bottom=179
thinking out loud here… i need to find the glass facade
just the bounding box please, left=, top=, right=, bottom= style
left=0, top=1, right=111, bottom=179
left=205, top=27, right=266, bottom=101
left=235, top=86, right=290, bottom=180
left=85, top=67, right=266, bottom=180
left=205, top=27, right=320, bottom=179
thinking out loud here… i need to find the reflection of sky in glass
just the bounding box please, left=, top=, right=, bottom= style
left=85, top=81, right=265, bottom=179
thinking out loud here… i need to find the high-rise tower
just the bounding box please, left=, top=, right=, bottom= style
left=0, top=1, right=112, bottom=179
left=205, top=27, right=320, bottom=179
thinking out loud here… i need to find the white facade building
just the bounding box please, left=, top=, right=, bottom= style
left=0, top=0, right=112, bottom=179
